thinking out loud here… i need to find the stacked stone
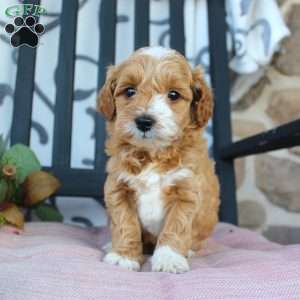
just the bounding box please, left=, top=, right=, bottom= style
left=232, top=0, right=300, bottom=244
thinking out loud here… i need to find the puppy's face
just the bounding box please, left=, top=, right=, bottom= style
left=98, top=47, right=213, bottom=148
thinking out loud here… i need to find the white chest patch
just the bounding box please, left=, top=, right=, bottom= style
left=118, top=166, right=192, bottom=236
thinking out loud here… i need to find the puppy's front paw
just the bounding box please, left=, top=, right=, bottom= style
left=151, top=246, right=189, bottom=273
left=103, top=251, right=140, bottom=271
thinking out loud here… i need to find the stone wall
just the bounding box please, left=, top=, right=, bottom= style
left=232, top=0, right=300, bottom=244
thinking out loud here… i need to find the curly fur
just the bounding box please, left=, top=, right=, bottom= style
left=97, top=47, right=220, bottom=273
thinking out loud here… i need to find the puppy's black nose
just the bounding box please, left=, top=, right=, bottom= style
left=135, top=115, right=155, bottom=132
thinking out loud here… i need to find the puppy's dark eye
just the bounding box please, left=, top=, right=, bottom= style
left=168, top=90, right=180, bottom=101
left=124, top=87, right=136, bottom=98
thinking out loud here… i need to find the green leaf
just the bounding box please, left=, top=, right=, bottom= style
left=0, top=180, right=17, bottom=203
left=0, top=213, right=6, bottom=225
left=6, top=180, right=17, bottom=202
left=0, top=135, right=6, bottom=159
left=1, top=144, right=41, bottom=185
left=35, top=204, right=63, bottom=222
left=13, top=187, right=24, bottom=206
left=0, top=180, right=8, bottom=203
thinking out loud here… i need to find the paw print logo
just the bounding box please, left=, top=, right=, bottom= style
left=4, top=16, right=44, bottom=48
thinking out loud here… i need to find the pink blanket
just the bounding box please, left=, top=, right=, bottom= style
left=0, top=222, right=299, bottom=300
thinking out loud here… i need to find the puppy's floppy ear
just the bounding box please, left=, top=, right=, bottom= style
left=190, top=66, right=213, bottom=128
left=97, top=66, right=117, bottom=121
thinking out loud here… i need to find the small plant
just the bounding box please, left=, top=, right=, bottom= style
left=0, top=135, right=62, bottom=229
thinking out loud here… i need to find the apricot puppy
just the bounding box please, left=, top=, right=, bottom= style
left=98, top=47, right=220, bottom=273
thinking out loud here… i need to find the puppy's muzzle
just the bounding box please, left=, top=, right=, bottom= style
left=135, top=114, right=156, bottom=132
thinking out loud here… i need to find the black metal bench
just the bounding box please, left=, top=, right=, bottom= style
left=10, top=0, right=300, bottom=225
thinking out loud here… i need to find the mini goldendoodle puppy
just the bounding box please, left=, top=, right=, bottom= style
left=98, top=46, right=220, bottom=273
